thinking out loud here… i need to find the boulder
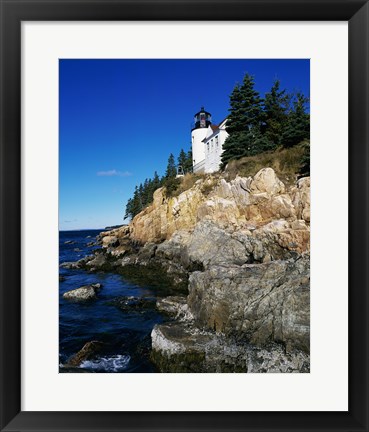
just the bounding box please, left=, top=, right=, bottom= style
left=85, top=253, right=107, bottom=268
left=187, top=221, right=248, bottom=268
left=250, top=167, right=285, bottom=195
left=187, top=254, right=310, bottom=352
left=102, top=235, right=121, bottom=248
left=65, top=341, right=104, bottom=367
left=60, top=261, right=80, bottom=269
left=63, top=283, right=102, bottom=301
left=291, top=177, right=310, bottom=222
left=156, top=296, right=194, bottom=321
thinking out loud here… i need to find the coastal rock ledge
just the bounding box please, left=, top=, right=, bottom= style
left=67, top=168, right=310, bottom=372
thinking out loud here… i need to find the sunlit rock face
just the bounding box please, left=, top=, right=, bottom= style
left=127, top=168, right=310, bottom=247
left=89, top=168, right=310, bottom=373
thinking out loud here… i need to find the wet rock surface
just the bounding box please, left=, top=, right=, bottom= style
left=151, top=322, right=309, bottom=373
left=65, top=340, right=104, bottom=367
left=63, top=283, right=102, bottom=301
left=106, top=295, right=156, bottom=312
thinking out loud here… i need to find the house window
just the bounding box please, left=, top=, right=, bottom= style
left=215, top=135, right=219, bottom=146
left=207, top=143, right=209, bottom=152
left=211, top=139, right=214, bottom=150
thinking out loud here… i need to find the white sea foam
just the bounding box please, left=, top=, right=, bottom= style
left=79, top=355, right=130, bottom=372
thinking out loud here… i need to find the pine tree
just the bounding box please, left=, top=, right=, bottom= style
left=152, top=171, right=161, bottom=191
left=282, top=93, right=310, bottom=148
left=184, top=150, right=193, bottom=173
left=226, top=74, right=264, bottom=134
left=165, top=153, right=177, bottom=179
left=141, top=178, right=150, bottom=207
left=164, top=153, right=180, bottom=196
left=177, top=149, right=187, bottom=172
left=264, top=79, right=289, bottom=147
left=222, top=73, right=269, bottom=167
left=177, top=148, right=193, bottom=174
left=124, top=185, right=143, bottom=220
left=225, top=83, right=245, bottom=135
left=124, top=198, right=132, bottom=220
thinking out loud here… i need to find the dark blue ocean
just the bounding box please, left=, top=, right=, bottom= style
left=59, top=229, right=167, bottom=373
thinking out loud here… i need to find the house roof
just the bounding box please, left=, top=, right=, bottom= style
left=218, top=117, right=228, bottom=128
left=202, top=123, right=230, bottom=142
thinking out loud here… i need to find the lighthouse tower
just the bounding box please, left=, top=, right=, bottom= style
left=191, top=107, right=212, bottom=173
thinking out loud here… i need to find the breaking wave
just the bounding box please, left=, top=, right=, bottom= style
left=79, top=355, right=131, bottom=372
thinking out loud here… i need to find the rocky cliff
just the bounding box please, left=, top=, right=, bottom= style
left=69, top=168, right=310, bottom=372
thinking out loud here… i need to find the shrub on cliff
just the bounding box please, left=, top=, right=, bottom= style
left=224, top=141, right=309, bottom=186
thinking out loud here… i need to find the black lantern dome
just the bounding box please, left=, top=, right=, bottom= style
left=192, top=107, right=212, bottom=130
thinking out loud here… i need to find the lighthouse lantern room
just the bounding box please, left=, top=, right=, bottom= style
left=191, top=107, right=212, bottom=173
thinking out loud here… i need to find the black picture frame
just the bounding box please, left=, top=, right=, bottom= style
left=1, top=0, right=368, bottom=431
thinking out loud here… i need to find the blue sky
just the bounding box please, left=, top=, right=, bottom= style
left=59, top=59, right=310, bottom=230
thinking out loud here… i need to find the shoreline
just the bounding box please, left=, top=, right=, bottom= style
left=60, top=167, right=310, bottom=373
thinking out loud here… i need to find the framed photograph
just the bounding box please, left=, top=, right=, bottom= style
left=1, top=0, right=368, bottom=431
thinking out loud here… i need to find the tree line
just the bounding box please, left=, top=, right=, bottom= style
left=124, top=149, right=192, bottom=220
left=221, top=74, right=310, bottom=168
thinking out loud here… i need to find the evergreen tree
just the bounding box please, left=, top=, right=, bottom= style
left=177, top=149, right=187, bottom=172
left=225, top=83, right=245, bottom=135
left=124, top=149, right=192, bottom=220
left=124, top=185, right=142, bottom=220
left=184, top=149, right=193, bottom=173
left=124, top=198, right=132, bottom=220
left=177, top=148, right=193, bottom=174
left=222, top=73, right=269, bottom=167
left=226, top=74, right=264, bottom=134
left=282, top=93, right=310, bottom=147
left=264, top=79, right=289, bottom=147
left=152, top=171, right=161, bottom=191
left=165, top=153, right=177, bottom=179
left=141, top=179, right=150, bottom=207
left=164, top=153, right=180, bottom=196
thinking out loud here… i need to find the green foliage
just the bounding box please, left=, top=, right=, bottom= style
left=222, top=73, right=273, bottom=167
left=124, top=149, right=192, bottom=220
left=185, top=150, right=193, bottom=173
left=282, top=93, right=310, bottom=148
left=165, top=153, right=177, bottom=179
left=222, top=74, right=310, bottom=169
left=164, top=153, right=180, bottom=197
left=264, top=79, right=290, bottom=146
left=226, top=74, right=264, bottom=135
left=177, top=148, right=193, bottom=174
left=222, top=127, right=274, bottom=168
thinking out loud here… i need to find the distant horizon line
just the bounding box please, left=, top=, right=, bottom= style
left=59, top=224, right=128, bottom=232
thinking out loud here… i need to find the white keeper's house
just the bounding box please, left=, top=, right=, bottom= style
left=191, top=107, right=228, bottom=174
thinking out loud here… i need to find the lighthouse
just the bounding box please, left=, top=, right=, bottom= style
left=191, top=107, right=212, bottom=173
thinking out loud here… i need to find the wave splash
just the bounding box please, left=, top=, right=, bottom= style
left=79, top=354, right=131, bottom=372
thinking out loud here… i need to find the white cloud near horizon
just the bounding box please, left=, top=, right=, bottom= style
left=97, top=169, right=132, bottom=177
